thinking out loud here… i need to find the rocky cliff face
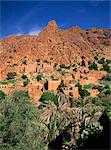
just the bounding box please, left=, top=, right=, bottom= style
left=0, top=20, right=111, bottom=77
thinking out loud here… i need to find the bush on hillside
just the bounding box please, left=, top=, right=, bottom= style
left=98, top=57, right=105, bottom=64
left=21, top=74, right=27, bottom=79
left=23, top=79, right=29, bottom=87
left=7, top=72, right=17, bottom=80
left=36, top=75, right=42, bottom=82
left=59, top=64, right=70, bottom=69
left=40, top=91, right=58, bottom=105
left=88, top=62, right=98, bottom=70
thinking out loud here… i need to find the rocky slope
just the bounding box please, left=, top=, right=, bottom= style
left=0, top=20, right=111, bottom=77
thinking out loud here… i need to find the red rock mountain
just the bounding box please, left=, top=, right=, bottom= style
left=0, top=20, right=111, bottom=76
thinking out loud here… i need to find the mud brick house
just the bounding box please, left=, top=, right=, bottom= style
left=25, top=64, right=36, bottom=74
left=62, top=75, right=73, bottom=84
left=0, top=84, right=7, bottom=88
left=28, top=82, right=43, bottom=102
left=62, top=86, right=79, bottom=99
left=87, top=71, right=107, bottom=80
left=42, top=63, right=54, bottom=72
left=80, top=76, right=98, bottom=85
left=0, top=87, right=10, bottom=94
left=80, top=78, right=94, bottom=86
left=7, top=82, right=13, bottom=88
left=73, top=71, right=81, bottom=80
left=63, top=87, right=70, bottom=96
left=73, top=87, right=79, bottom=99
left=87, top=89, right=99, bottom=97
left=52, top=71, right=62, bottom=79
left=87, top=77, right=98, bottom=84
left=0, top=84, right=13, bottom=94
left=47, top=79, right=61, bottom=92
left=0, top=83, right=14, bottom=95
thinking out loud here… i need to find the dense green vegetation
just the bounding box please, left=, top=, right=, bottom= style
left=97, top=57, right=111, bottom=73
left=0, top=91, right=46, bottom=150
left=0, top=75, right=111, bottom=149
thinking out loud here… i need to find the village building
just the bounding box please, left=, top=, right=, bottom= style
left=62, top=75, right=73, bottom=84
left=0, top=84, right=7, bottom=89
left=28, top=82, right=43, bottom=103
left=7, top=82, right=13, bottom=88
left=62, top=85, right=80, bottom=99
left=79, top=77, right=98, bottom=86
left=47, top=79, right=61, bottom=92
left=73, top=87, right=79, bottom=99
left=25, top=64, right=36, bottom=74
left=73, top=71, right=81, bottom=81
left=0, top=83, right=12, bottom=95
left=42, top=63, right=54, bottom=72
left=87, top=70, right=107, bottom=80
left=87, top=88, right=99, bottom=97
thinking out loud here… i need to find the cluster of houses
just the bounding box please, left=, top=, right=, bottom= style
left=0, top=59, right=107, bottom=103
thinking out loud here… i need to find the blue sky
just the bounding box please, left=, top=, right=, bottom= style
left=0, top=0, right=110, bottom=39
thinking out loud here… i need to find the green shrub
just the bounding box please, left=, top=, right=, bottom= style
left=40, top=91, right=58, bottom=105
left=103, top=64, right=111, bottom=73
left=98, top=57, right=105, bottom=64
left=36, top=75, right=42, bottom=82
left=56, top=68, right=61, bottom=72
left=75, top=82, right=82, bottom=89
left=84, top=84, right=95, bottom=89
left=61, top=70, right=65, bottom=76
left=93, top=85, right=104, bottom=93
left=88, top=60, right=91, bottom=65
left=59, top=64, right=70, bottom=69
left=58, top=81, right=66, bottom=89
left=21, top=74, right=27, bottom=79
left=23, top=79, right=29, bottom=87
left=73, top=68, right=77, bottom=72
left=7, top=72, right=17, bottom=80
left=94, top=56, right=98, bottom=60
left=0, top=90, right=6, bottom=100
left=104, top=88, right=111, bottom=96
left=106, top=59, right=111, bottom=64
left=22, top=59, right=27, bottom=65
left=79, top=89, right=90, bottom=99
left=91, top=97, right=98, bottom=105
left=88, top=62, right=98, bottom=70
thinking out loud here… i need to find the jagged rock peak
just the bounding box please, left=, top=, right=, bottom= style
left=47, top=20, right=58, bottom=30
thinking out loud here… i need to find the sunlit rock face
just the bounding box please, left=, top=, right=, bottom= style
left=0, top=20, right=111, bottom=79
